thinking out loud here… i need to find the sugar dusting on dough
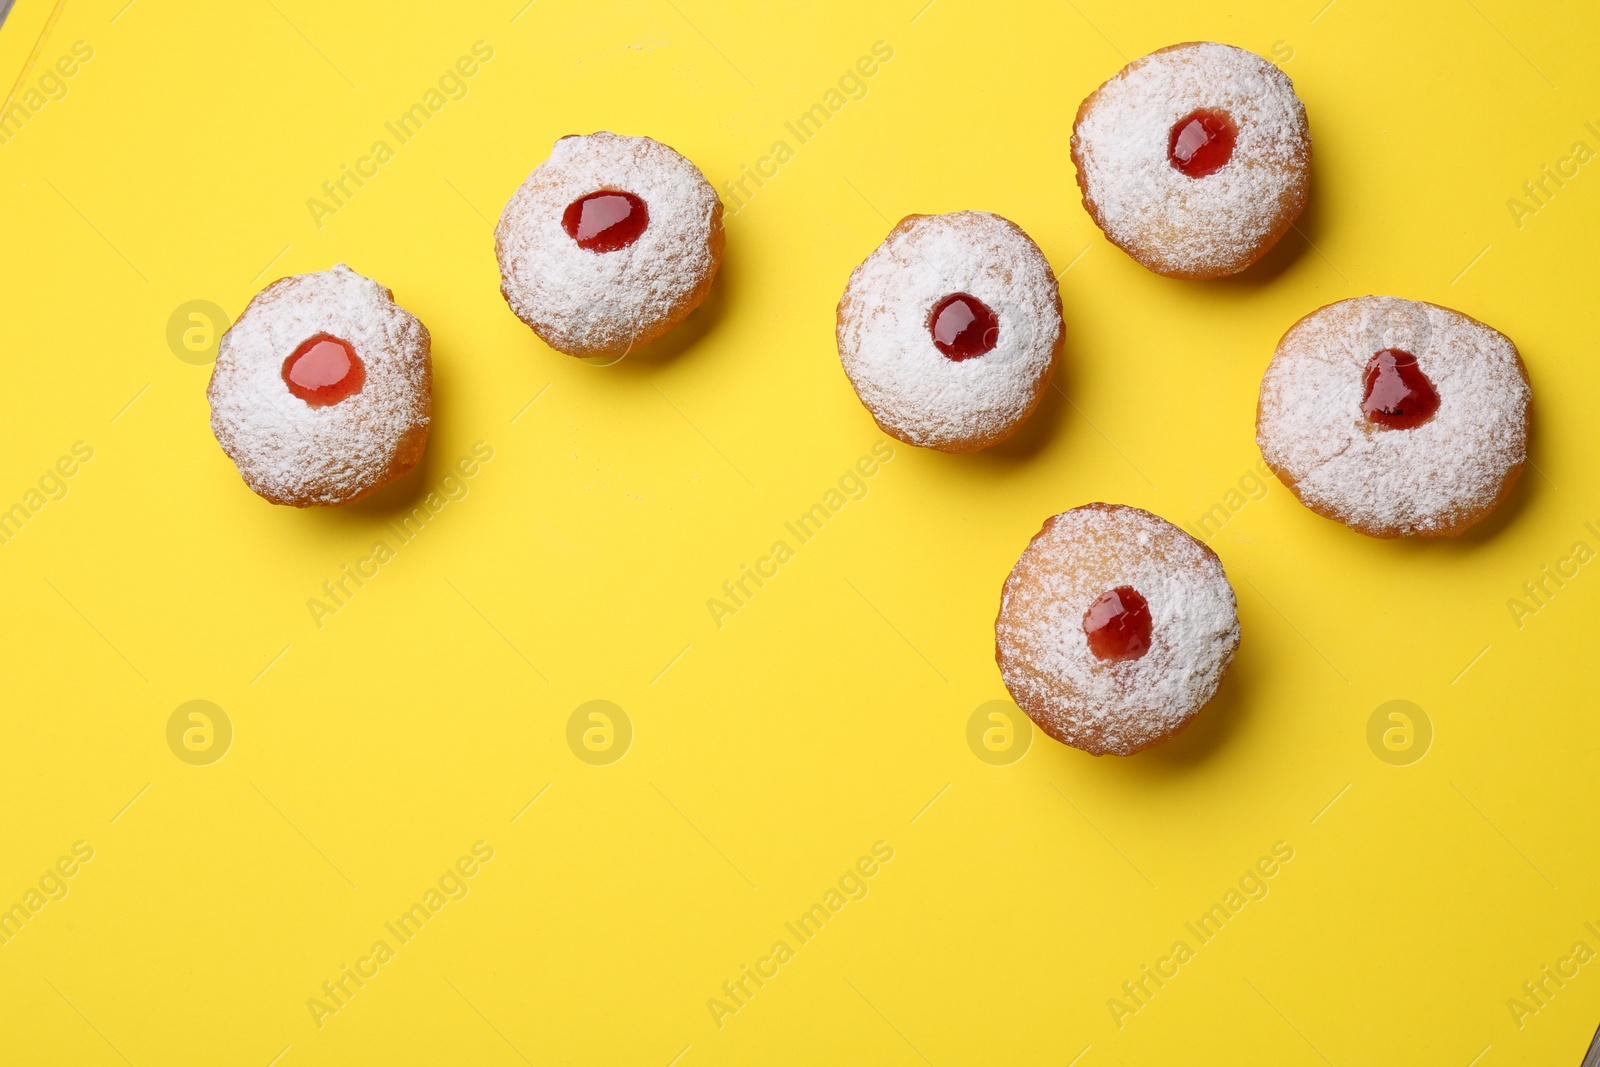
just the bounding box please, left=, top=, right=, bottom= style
left=836, top=212, right=1062, bottom=452
left=208, top=264, right=431, bottom=507
left=1072, top=42, right=1309, bottom=278
left=996, top=504, right=1240, bottom=756
left=1257, top=296, right=1530, bottom=537
left=495, top=131, right=722, bottom=356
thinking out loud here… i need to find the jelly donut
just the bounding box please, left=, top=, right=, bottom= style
left=836, top=211, right=1062, bottom=453
left=208, top=265, right=431, bottom=507
left=1071, top=42, right=1310, bottom=279
left=495, top=131, right=724, bottom=358
left=1257, top=296, right=1530, bottom=538
left=995, top=504, right=1240, bottom=756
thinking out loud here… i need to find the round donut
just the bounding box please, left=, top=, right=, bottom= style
left=1071, top=42, right=1311, bottom=279
left=1256, top=296, right=1531, bottom=538
left=207, top=264, right=431, bottom=507
left=836, top=211, right=1063, bottom=453
left=495, top=131, right=724, bottom=358
left=995, top=504, right=1240, bottom=756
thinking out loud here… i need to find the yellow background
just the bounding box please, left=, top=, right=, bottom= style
left=2, top=0, right=1597, bottom=1062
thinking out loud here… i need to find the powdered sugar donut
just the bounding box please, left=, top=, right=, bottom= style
left=496, top=132, right=724, bottom=357
left=208, top=265, right=431, bottom=507
left=1071, top=42, right=1310, bottom=279
left=836, top=212, right=1062, bottom=452
left=1257, top=296, right=1530, bottom=538
left=995, top=504, right=1240, bottom=756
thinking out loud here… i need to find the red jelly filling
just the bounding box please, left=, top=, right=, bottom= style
left=929, top=293, right=999, bottom=360
left=1083, top=586, right=1152, bottom=662
left=282, top=334, right=365, bottom=407
left=1361, top=349, right=1439, bottom=429
left=562, top=191, right=649, bottom=252
left=1167, top=109, right=1237, bottom=178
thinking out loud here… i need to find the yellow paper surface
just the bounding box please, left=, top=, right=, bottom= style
left=2, top=0, right=1597, bottom=1062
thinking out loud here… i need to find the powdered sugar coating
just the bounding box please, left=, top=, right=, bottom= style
left=1071, top=42, right=1310, bottom=279
left=996, top=504, right=1240, bottom=756
left=1257, top=296, right=1530, bottom=538
left=496, top=132, right=723, bottom=357
left=208, top=265, right=431, bottom=507
left=836, top=212, right=1062, bottom=452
